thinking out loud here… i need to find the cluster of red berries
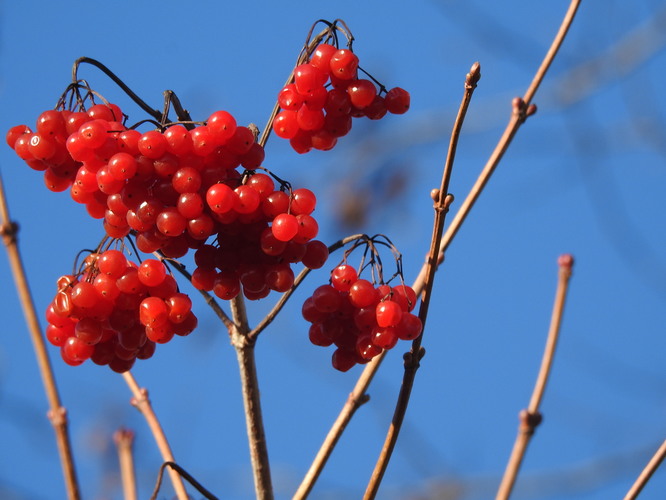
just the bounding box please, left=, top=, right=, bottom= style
left=302, top=264, right=423, bottom=371
left=273, top=43, right=410, bottom=153
left=7, top=104, right=263, bottom=250
left=45, top=250, right=197, bottom=373
left=189, top=180, right=329, bottom=301
left=7, top=103, right=329, bottom=299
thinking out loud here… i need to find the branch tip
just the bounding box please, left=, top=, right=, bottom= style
left=466, top=62, right=481, bottom=87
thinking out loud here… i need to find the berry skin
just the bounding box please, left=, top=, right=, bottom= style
left=376, top=300, right=403, bottom=328
left=138, top=259, right=167, bottom=287
left=384, top=87, right=411, bottom=114
left=329, top=49, right=359, bottom=80
left=331, top=265, right=358, bottom=292
left=271, top=213, right=299, bottom=242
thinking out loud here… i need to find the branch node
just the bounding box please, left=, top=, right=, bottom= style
left=0, top=221, right=19, bottom=245
left=518, top=409, right=543, bottom=435
left=47, top=407, right=68, bottom=427
left=130, top=388, right=149, bottom=408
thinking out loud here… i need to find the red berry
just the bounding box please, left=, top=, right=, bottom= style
left=384, top=87, right=411, bottom=114
left=271, top=213, right=299, bottom=242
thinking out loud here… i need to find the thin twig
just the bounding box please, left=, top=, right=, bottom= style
left=72, top=57, right=162, bottom=121
left=122, top=372, right=189, bottom=500
left=230, top=295, right=274, bottom=500
left=363, top=62, right=480, bottom=500
left=0, top=170, right=81, bottom=500
left=150, top=461, right=220, bottom=500
left=623, top=439, right=666, bottom=500
left=114, top=428, right=137, bottom=500
left=292, top=355, right=377, bottom=500
left=298, top=1, right=582, bottom=495
left=248, top=233, right=368, bottom=341
left=433, top=0, right=581, bottom=260
left=495, top=254, right=574, bottom=500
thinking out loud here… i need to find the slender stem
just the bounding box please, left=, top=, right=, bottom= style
left=114, top=429, right=137, bottom=500
left=248, top=233, right=367, bottom=341
left=150, top=461, right=220, bottom=500
left=299, top=1, right=582, bottom=496
left=72, top=57, right=162, bottom=121
left=623, top=439, right=666, bottom=500
left=230, top=295, right=274, bottom=499
left=0, top=171, right=80, bottom=500
left=436, top=0, right=581, bottom=259
left=363, top=62, right=480, bottom=500
left=495, top=255, right=574, bottom=500
left=259, top=25, right=337, bottom=148
left=293, top=355, right=378, bottom=500
left=122, top=372, right=188, bottom=500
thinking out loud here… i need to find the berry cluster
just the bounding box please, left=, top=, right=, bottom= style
left=45, top=250, right=197, bottom=373
left=302, top=264, right=422, bottom=372
left=273, top=43, right=410, bottom=153
left=190, top=180, right=329, bottom=301
left=7, top=103, right=329, bottom=302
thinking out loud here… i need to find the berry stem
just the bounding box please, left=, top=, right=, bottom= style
left=623, top=439, right=666, bottom=500
left=496, top=255, right=574, bottom=500
left=150, top=462, right=220, bottom=500
left=72, top=57, right=163, bottom=121
left=122, top=372, right=189, bottom=500
left=114, top=428, right=137, bottom=500
left=0, top=170, right=81, bottom=500
left=259, top=24, right=339, bottom=148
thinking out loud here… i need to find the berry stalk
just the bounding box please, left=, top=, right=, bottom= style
left=0, top=170, right=81, bottom=500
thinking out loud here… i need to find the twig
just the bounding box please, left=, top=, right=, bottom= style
left=430, top=0, right=581, bottom=261
left=298, top=0, right=582, bottom=495
left=114, top=428, right=137, bottom=500
left=363, top=62, right=480, bottom=500
left=150, top=461, right=220, bottom=500
left=623, top=439, right=666, bottom=500
left=292, top=355, right=377, bottom=500
left=72, top=57, right=162, bottom=121
left=230, top=295, right=274, bottom=500
left=495, top=254, right=574, bottom=500
left=248, top=233, right=368, bottom=341
left=122, top=371, right=189, bottom=500
left=0, top=170, right=80, bottom=500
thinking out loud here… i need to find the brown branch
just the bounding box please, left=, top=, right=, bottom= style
left=495, top=254, right=574, bottom=500
left=623, top=439, right=666, bottom=500
left=292, top=355, right=378, bottom=500
left=0, top=170, right=80, bottom=500
left=114, top=428, right=137, bottom=500
left=298, top=1, right=582, bottom=496
left=230, top=295, right=274, bottom=499
left=122, top=372, right=188, bottom=500
left=363, top=62, right=480, bottom=500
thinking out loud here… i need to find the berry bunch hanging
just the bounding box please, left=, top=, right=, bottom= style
left=6, top=18, right=414, bottom=373
left=272, top=21, right=410, bottom=154
left=45, top=249, right=197, bottom=373
left=302, top=236, right=422, bottom=372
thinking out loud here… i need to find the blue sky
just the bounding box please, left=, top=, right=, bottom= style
left=1, top=1, right=665, bottom=499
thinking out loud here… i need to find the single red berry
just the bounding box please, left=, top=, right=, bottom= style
left=329, top=49, right=359, bottom=80
left=376, top=300, right=403, bottom=328
left=384, top=87, right=411, bottom=114
left=331, top=265, right=358, bottom=292
left=271, top=213, right=299, bottom=242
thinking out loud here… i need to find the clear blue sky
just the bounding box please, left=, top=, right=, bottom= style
left=1, top=1, right=665, bottom=499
